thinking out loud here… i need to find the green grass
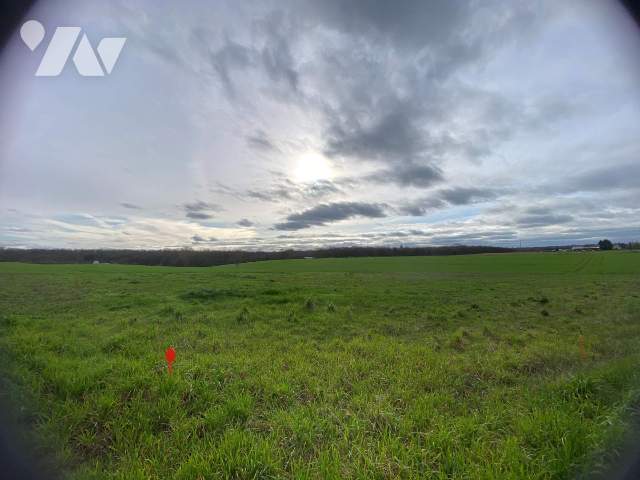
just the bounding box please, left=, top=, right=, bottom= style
left=0, top=251, right=639, bottom=479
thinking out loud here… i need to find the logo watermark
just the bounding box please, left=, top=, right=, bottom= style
left=20, top=20, right=126, bottom=77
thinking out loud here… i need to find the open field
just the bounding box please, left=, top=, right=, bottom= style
left=1, top=252, right=640, bottom=479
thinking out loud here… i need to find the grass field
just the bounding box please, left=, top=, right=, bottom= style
left=1, top=252, right=640, bottom=479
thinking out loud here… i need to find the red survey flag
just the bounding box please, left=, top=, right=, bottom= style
left=165, top=346, right=176, bottom=374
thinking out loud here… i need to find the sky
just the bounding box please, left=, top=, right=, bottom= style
left=0, top=0, right=639, bottom=250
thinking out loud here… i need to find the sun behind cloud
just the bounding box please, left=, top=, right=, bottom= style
left=294, top=152, right=333, bottom=183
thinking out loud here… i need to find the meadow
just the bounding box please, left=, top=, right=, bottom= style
left=1, top=252, right=639, bottom=479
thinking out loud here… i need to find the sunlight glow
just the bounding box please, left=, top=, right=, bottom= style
left=294, top=152, right=332, bottom=183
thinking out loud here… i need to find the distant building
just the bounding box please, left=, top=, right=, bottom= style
left=92, top=260, right=100, bottom=264
left=571, top=245, right=599, bottom=251
left=304, top=256, right=314, bottom=259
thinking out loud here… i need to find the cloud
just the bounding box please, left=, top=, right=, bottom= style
left=191, top=235, right=218, bottom=244
left=257, top=12, right=300, bottom=92
left=399, top=187, right=499, bottom=216
left=365, top=163, right=444, bottom=188
left=183, top=201, right=220, bottom=221
left=566, top=162, right=640, bottom=193
left=209, top=11, right=300, bottom=100
left=274, top=201, right=386, bottom=230
left=439, top=187, right=499, bottom=205
left=429, top=230, right=519, bottom=245
left=186, top=212, right=212, bottom=220
left=246, top=130, right=278, bottom=152
left=120, top=202, right=142, bottom=210
left=399, top=198, right=446, bottom=217
left=184, top=201, right=218, bottom=212
left=304, top=179, right=342, bottom=197
left=516, top=213, right=574, bottom=228
left=247, top=185, right=294, bottom=202
left=211, top=37, right=255, bottom=97
left=309, top=2, right=555, bottom=174
left=246, top=178, right=340, bottom=203
left=324, top=100, right=428, bottom=164
left=237, top=218, right=254, bottom=227
left=301, top=0, right=467, bottom=49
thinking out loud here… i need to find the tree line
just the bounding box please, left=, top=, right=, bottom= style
left=0, top=246, right=513, bottom=267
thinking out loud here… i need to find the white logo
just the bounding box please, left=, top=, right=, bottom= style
left=20, top=20, right=126, bottom=77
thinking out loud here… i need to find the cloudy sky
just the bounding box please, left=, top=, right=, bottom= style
left=1, top=0, right=639, bottom=250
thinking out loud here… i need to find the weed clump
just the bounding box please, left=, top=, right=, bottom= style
left=286, top=309, right=297, bottom=323
left=160, top=305, right=184, bottom=322
left=181, top=288, right=243, bottom=302
left=0, top=315, right=16, bottom=327
left=529, top=295, right=550, bottom=304
left=262, top=289, right=281, bottom=296
left=541, top=309, right=550, bottom=317
left=304, top=297, right=316, bottom=312
left=450, top=328, right=470, bottom=351
left=346, top=307, right=354, bottom=321
left=327, top=302, right=336, bottom=313
left=236, top=306, right=251, bottom=323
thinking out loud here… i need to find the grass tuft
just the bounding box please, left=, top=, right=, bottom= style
left=303, top=297, right=316, bottom=312
left=236, top=306, right=251, bottom=323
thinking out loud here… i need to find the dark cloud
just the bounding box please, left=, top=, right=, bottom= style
left=524, top=206, right=552, bottom=215
left=247, top=179, right=340, bottom=203
left=324, top=100, right=427, bottom=163
left=257, top=12, right=299, bottom=92
left=183, top=201, right=220, bottom=221
left=300, top=0, right=467, bottom=49
left=211, top=37, right=255, bottom=97
left=305, top=179, right=341, bottom=197
left=120, top=202, right=142, bottom=210
left=322, top=84, right=577, bottom=170
left=202, top=0, right=563, bottom=180
left=274, top=201, right=386, bottom=230
left=210, top=12, right=300, bottom=100
left=310, top=2, right=554, bottom=172
left=247, top=185, right=294, bottom=202
left=237, top=218, right=254, bottom=227
left=365, top=163, right=443, bottom=188
left=184, top=200, right=219, bottom=212
left=186, top=212, right=213, bottom=220
left=210, top=182, right=245, bottom=200
left=429, top=231, right=518, bottom=245
left=246, top=130, right=278, bottom=152
left=567, top=162, right=640, bottom=192
left=191, top=235, right=218, bottom=243
left=517, top=214, right=573, bottom=228
left=399, top=187, right=499, bottom=216
left=439, top=187, right=498, bottom=205
left=399, top=197, right=446, bottom=216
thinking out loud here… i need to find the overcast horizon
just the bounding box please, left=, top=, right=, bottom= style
left=1, top=0, right=639, bottom=251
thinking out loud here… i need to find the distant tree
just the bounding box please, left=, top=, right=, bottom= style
left=598, top=239, right=613, bottom=250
